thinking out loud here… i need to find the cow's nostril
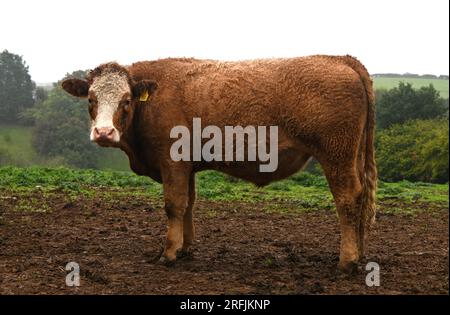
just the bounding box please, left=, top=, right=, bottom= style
left=94, top=127, right=116, bottom=141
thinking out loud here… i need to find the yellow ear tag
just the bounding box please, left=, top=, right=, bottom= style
left=139, top=90, right=149, bottom=102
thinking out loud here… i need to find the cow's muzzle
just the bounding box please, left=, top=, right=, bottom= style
left=92, top=127, right=117, bottom=145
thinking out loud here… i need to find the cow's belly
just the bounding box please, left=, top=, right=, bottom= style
left=199, top=145, right=312, bottom=187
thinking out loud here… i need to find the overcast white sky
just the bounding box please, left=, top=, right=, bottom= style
left=1, top=0, right=448, bottom=83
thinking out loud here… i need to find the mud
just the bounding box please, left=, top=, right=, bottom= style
left=0, top=194, right=448, bottom=294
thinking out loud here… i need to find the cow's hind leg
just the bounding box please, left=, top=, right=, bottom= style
left=322, top=161, right=364, bottom=274
left=179, top=173, right=196, bottom=257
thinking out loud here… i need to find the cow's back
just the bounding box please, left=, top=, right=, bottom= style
left=129, top=56, right=365, bottom=129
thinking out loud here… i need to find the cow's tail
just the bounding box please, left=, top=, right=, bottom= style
left=340, top=55, right=377, bottom=232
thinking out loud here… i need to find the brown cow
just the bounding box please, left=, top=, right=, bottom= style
left=62, top=55, right=377, bottom=273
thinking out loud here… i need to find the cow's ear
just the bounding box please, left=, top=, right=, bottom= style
left=132, top=80, right=158, bottom=102
left=61, top=79, right=90, bottom=98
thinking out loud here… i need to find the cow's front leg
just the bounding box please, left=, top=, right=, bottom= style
left=159, top=164, right=191, bottom=265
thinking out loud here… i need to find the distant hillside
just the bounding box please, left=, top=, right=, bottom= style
left=373, top=76, right=449, bottom=99
left=372, top=73, right=449, bottom=80
left=0, top=124, right=130, bottom=170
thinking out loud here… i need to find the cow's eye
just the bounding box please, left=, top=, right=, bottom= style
left=88, top=99, right=95, bottom=110
left=123, top=100, right=131, bottom=111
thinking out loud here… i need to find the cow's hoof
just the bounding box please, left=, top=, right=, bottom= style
left=338, top=260, right=358, bottom=275
left=177, top=248, right=194, bottom=260
left=157, top=255, right=176, bottom=267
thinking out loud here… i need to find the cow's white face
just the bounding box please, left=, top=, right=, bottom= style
left=61, top=62, right=158, bottom=147
left=88, top=72, right=130, bottom=144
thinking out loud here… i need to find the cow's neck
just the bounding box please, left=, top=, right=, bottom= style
left=119, top=123, right=148, bottom=176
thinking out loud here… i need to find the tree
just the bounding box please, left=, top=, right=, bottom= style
left=28, top=70, right=102, bottom=168
left=376, top=82, right=447, bottom=129
left=0, top=50, right=35, bottom=123
left=34, top=86, right=49, bottom=105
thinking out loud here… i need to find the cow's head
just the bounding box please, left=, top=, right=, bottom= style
left=61, top=62, right=157, bottom=147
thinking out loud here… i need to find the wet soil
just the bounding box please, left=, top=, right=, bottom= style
left=0, top=194, right=448, bottom=294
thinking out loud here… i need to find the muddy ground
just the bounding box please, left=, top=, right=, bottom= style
left=0, top=194, right=448, bottom=295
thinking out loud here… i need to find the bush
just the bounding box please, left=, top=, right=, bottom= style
left=376, top=82, right=447, bottom=130
left=376, top=119, right=449, bottom=183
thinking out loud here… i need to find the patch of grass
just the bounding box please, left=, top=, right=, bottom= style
left=378, top=180, right=449, bottom=203
left=0, top=166, right=156, bottom=190
left=15, top=198, right=52, bottom=213
left=197, top=170, right=332, bottom=208
left=0, top=166, right=448, bottom=216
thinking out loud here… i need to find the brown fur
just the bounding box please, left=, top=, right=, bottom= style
left=62, top=55, right=377, bottom=273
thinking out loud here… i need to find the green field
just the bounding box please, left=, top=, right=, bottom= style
left=373, top=77, right=449, bottom=99
left=0, top=167, right=448, bottom=215
left=0, top=124, right=38, bottom=166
